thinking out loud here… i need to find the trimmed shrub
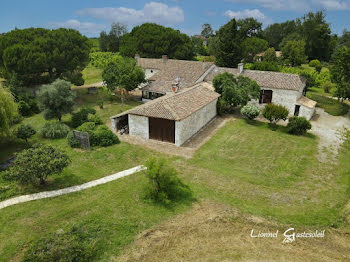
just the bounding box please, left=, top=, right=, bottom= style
left=40, top=121, right=70, bottom=139
left=287, top=116, right=312, bottom=135
left=75, top=122, right=118, bottom=147
left=309, top=59, right=321, bottom=67
left=22, top=225, right=98, bottom=262
left=144, top=158, right=192, bottom=204
left=71, top=107, right=96, bottom=128
left=16, top=124, right=36, bottom=143
left=93, top=125, right=119, bottom=146
left=241, top=104, right=260, bottom=120
left=263, top=103, right=289, bottom=124
left=67, top=131, right=80, bottom=148
left=88, top=114, right=103, bottom=125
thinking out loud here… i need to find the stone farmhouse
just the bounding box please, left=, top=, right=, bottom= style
left=110, top=56, right=316, bottom=146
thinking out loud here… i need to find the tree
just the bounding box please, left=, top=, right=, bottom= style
left=0, top=28, right=91, bottom=86
left=282, top=40, right=307, bottom=66
left=102, top=57, right=146, bottom=102
left=0, top=87, right=18, bottom=139
left=191, top=37, right=208, bottom=56
left=263, top=20, right=299, bottom=49
left=237, top=18, right=263, bottom=39
left=330, top=43, right=350, bottom=100
left=250, top=61, right=280, bottom=72
left=5, top=144, right=71, bottom=185
left=301, top=11, right=331, bottom=61
left=263, top=47, right=277, bottom=62
left=279, top=32, right=303, bottom=50
left=99, top=23, right=128, bottom=52
left=16, top=124, right=36, bottom=143
left=241, top=37, right=268, bottom=62
left=201, top=24, right=214, bottom=39
left=213, top=73, right=260, bottom=108
left=37, top=79, right=76, bottom=121
left=207, top=36, right=219, bottom=57
left=216, top=19, right=242, bottom=68
left=120, top=23, right=194, bottom=60
left=262, top=104, right=289, bottom=125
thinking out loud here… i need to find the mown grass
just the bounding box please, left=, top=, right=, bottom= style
left=81, top=64, right=103, bottom=85
left=1, top=112, right=349, bottom=260
left=307, top=91, right=349, bottom=116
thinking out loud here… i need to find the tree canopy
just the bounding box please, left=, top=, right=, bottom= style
left=119, top=23, right=194, bottom=60
left=201, top=24, right=214, bottom=39
left=282, top=40, right=307, bottom=66
left=5, top=143, right=70, bottom=185
left=242, top=37, right=268, bottom=62
left=0, top=87, right=18, bottom=139
left=330, top=43, right=350, bottom=100
left=102, top=57, right=146, bottom=98
left=37, top=79, right=76, bottom=121
left=0, top=28, right=91, bottom=86
left=213, top=72, right=260, bottom=108
left=99, top=23, right=128, bottom=52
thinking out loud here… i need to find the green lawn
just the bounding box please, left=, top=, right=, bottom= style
left=1, top=117, right=349, bottom=261
left=307, top=90, right=349, bottom=116
left=81, top=64, right=103, bottom=85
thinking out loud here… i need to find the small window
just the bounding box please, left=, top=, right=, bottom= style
left=259, top=90, right=273, bottom=104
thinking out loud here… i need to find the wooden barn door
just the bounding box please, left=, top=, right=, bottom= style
left=149, top=118, right=175, bottom=143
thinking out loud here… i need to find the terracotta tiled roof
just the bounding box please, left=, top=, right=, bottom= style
left=297, top=96, right=317, bottom=108
left=128, top=83, right=220, bottom=120
left=137, top=58, right=214, bottom=93
left=205, top=67, right=306, bottom=91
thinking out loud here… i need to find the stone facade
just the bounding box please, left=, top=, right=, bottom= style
left=175, top=99, right=217, bottom=146
left=128, top=115, right=149, bottom=140
left=299, top=105, right=315, bottom=120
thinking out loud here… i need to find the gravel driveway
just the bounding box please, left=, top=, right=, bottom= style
left=310, top=108, right=350, bottom=162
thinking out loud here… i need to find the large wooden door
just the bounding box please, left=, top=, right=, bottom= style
left=149, top=117, right=175, bottom=143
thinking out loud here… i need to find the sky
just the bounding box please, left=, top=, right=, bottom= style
left=1, top=0, right=350, bottom=37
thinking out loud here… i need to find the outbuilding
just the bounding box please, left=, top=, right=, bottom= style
left=111, top=83, right=220, bottom=146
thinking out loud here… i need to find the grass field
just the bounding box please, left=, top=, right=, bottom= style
left=81, top=64, right=103, bottom=85
left=1, top=115, right=349, bottom=260
left=307, top=89, right=349, bottom=116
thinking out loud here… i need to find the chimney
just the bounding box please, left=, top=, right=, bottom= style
left=162, top=55, right=168, bottom=63
left=238, top=63, right=244, bottom=74
left=172, top=77, right=180, bottom=93
left=134, top=54, right=140, bottom=60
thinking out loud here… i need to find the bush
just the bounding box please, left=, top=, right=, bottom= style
left=240, top=104, right=260, bottom=120
left=71, top=107, right=96, bottom=128
left=144, top=158, right=192, bottom=204
left=75, top=122, right=119, bottom=147
left=18, top=101, right=31, bottom=116
left=93, top=125, right=119, bottom=146
left=67, top=131, right=80, bottom=148
left=250, top=61, right=280, bottom=72
left=216, top=98, right=227, bottom=115
left=315, top=64, right=323, bottom=73
left=309, top=59, right=321, bottom=67
left=88, top=114, right=103, bottom=125
left=16, top=124, right=36, bottom=143
left=262, top=103, right=289, bottom=124
left=22, top=225, right=98, bottom=262
left=40, top=121, right=70, bottom=139
left=97, top=100, right=104, bottom=109
left=322, top=82, right=333, bottom=93
left=287, top=116, right=312, bottom=135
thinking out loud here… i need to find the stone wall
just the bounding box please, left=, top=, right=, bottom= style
left=129, top=115, right=149, bottom=139
left=249, top=88, right=301, bottom=116
left=299, top=106, right=315, bottom=120
left=175, top=99, right=217, bottom=146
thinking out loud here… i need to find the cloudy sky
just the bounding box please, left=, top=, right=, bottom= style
left=1, top=0, right=349, bottom=36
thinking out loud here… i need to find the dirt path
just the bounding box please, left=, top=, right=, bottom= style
left=310, top=108, right=350, bottom=162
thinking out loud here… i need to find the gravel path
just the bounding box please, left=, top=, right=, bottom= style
left=0, top=165, right=146, bottom=211
left=310, top=108, right=350, bottom=162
